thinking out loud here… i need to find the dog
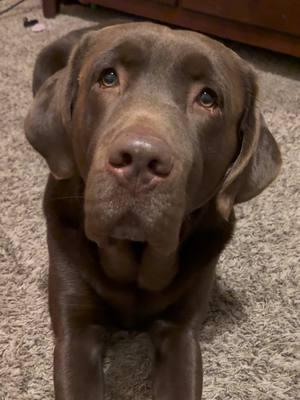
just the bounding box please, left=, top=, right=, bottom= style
left=25, top=21, right=281, bottom=400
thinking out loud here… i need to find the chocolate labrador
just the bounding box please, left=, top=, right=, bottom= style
left=25, top=22, right=281, bottom=400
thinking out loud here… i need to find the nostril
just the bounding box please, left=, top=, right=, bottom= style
left=148, top=158, right=172, bottom=177
left=110, top=151, right=132, bottom=168
left=148, top=159, right=160, bottom=175
left=120, top=152, right=132, bottom=167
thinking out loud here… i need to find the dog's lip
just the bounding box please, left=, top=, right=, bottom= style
left=108, top=212, right=147, bottom=242
left=110, top=224, right=146, bottom=242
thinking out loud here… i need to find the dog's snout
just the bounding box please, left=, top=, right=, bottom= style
left=107, top=136, right=173, bottom=191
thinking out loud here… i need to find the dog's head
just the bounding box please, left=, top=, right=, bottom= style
left=25, top=23, right=281, bottom=257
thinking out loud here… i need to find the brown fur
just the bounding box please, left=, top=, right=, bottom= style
left=25, top=22, right=281, bottom=400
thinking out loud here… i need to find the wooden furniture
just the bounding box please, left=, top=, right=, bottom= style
left=42, top=0, right=300, bottom=57
left=42, top=0, right=59, bottom=17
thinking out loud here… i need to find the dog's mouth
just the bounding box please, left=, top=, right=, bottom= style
left=108, top=236, right=146, bottom=262
left=110, top=223, right=146, bottom=243
left=101, top=234, right=178, bottom=291
left=109, top=216, right=147, bottom=265
left=92, top=210, right=179, bottom=290
left=109, top=212, right=147, bottom=242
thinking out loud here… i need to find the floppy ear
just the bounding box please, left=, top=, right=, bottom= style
left=24, top=32, right=93, bottom=180
left=217, top=68, right=282, bottom=220
left=24, top=70, right=75, bottom=180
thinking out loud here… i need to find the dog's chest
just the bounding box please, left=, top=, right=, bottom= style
left=100, top=283, right=179, bottom=329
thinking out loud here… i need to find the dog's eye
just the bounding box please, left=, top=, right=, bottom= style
left=196, top=88, right=218, bottom=108
left=99, top=69, right=119, bottom=87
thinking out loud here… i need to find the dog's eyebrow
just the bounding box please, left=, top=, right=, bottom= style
left=113, top=39, right=148, bottom=65
left=179, top=52, right=215, bottom=80
left=90, top=39, right=148, bottom=73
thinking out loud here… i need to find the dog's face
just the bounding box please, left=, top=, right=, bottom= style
left=25, top=23, right=281, bottom=256
left=73, top=24, right=245, bottom=253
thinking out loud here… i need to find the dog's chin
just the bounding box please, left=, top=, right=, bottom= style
left=85, top=211, right=148, bottom=248
left=86, top=211, right=180, bottom=255
left=107, top=212, right=146, bottom=242
left=110, top=225, right=146, bottom=242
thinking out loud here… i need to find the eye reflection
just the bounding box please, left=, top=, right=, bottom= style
left=196, top=88, right=218, bottom=108
left=99, top=69, right=119, bottom=87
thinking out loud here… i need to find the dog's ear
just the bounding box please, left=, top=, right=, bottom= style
left=217, top=66, right=281, bottom=220
left=24, top=33, right=93, bottom=180
left=24, top=70, right=75, bottom=180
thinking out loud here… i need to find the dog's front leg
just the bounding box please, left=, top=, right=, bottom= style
left=54, top=325, right=106, bottom=400
left=47, top=213, right=108, bottom=400
left=151, top=320, right=203, bottom=400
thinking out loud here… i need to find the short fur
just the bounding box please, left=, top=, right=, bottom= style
left=25, top=22, right=281, bottom=400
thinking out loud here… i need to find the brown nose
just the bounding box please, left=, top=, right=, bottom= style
left=107, top=136, right=173, bottom=192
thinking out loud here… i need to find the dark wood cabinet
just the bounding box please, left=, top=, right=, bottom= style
left=153, top=0, right=177, bottom=5
left=43, top=0, right=300, bottom=57
left=182, top=0, right=299, bottom=36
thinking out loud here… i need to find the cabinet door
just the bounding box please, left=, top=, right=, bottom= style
left=182, top=0, right=300, bottom=36
left=150, top=0, right=177, bottom=5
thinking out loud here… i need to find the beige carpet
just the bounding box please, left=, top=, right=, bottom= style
left=0, top=1, right=299, bottom=399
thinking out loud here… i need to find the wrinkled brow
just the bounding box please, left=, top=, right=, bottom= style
left=86, top=39, right=149, bottom=80
left=179, top=52, right=215, bottom=80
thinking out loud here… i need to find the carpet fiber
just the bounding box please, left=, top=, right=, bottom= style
left=0, top=1, right=299, bottom=399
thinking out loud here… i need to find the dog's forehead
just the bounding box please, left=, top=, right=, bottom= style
left=84, top=22, right=240, bottom=72
left=77, top=22, right=247, bottom=113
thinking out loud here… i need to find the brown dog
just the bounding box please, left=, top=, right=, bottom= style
left=25, top=22, right=281, bottom=400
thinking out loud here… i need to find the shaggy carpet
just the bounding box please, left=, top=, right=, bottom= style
left=0, top=1, right=299, bottom=399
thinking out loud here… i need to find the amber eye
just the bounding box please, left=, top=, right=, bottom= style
left=196, top=88, right=218, bottom=108
left=99, top=68, right=119, bottom=87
